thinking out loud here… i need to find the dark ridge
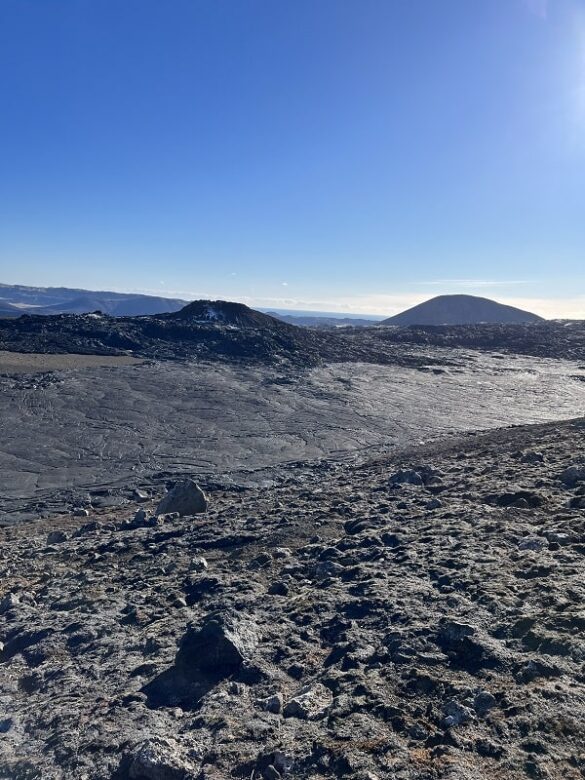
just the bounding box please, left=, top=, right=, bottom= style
left=266, top=311, right=381, bottom=328
left=0, top=301, right=23, bottom=318
left=364, top=320, right=585, bottom=362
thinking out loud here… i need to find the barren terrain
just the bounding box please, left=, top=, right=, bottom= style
left=0, top=351, right=143, bottom=373
left=1, top=311, right=585, bottom=779
left=1, top=417, right=585, bottom=779
left=1, top=351, right=584, bottom=523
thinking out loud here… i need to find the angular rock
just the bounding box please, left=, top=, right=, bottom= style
left=133, top=507, right=148, bottom=524
left=189, top=556, right=208, bottom=573
left=267, top=581, right=289, bottom=596
left=437, top=620, right=475, bottom=644
left=47, top=530, right=68, bottom=545
left=389, top=469, right=424, bottom=486
left=260, top=693, right=283, bottom=714
left=0, top=593, right=19, bottom=614
left=520, top=450, right=545, bottom=464
left=514, top=658, right=562, bottom=683
left=474, top=690, right=497, bottom=716
left=518, top=536, right=546, bottom=551
left=560, top=464, right=585, bottom=487
left=283, top=683, right=333, bottom=720
left=443, top=700, right=474, bottom=728
left=389, top=465, right=442, bottom=487
left=175, top=613, right=258, bottom=677
left=128, top=737, right=199, bottom=780
left=487, top=490, right=544, bottom=509
left=569, top=496, right=585, bottom=509
left=156, top=480, right=208, bottom=517
left=435, top=620, right=507, bottom=672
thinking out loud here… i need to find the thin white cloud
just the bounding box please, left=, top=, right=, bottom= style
left=420, top=279, right=531, bottom=288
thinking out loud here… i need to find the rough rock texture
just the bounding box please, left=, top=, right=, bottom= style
left=0, top=303, right=398, bottom=367
left=366, top=319, right=585, bottom=362
left=175, top=614, right=258, bottom=674
left=2, top=355, right=585, bottom=524
left=128, top=737, right=200, bottom=780
left=2, top=418, right=585, bottom=778
left=2, top=302, right=585, bottom=365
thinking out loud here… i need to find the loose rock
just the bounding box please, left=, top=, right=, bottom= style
left=156, top=480, right=208, bottom=516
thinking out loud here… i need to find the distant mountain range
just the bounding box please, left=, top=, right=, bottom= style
left=265, top=311, right=383, bottom=328
left=1, top=285, right=546, bottom=327
left=0, top=283, right=187, bottom=317
left=0, top=284, right=385, bottom=324
left=381, top=294, right=543, bottom=326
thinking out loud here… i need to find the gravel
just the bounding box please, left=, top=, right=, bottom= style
left=1, top=417, right=585, bottom=778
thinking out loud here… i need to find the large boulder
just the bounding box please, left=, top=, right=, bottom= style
left=389, top=465, right=443, bottom=488
left=142, top=613, right=258, bottom=710
left=389, top=469, right=423, bottom=486
left=176, top=613, right=258, bottom=677
left=560, top=464, right=585, bottom=487
left=155, top=480, right=207, bottom=516
left=486, top=490, right=544, bottom=509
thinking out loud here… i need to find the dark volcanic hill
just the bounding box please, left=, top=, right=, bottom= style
left=381, top=294, right=543, bottom=326
left=173, top=299, right=284, bottom=329
left=0, top=299, right=399, bottom=367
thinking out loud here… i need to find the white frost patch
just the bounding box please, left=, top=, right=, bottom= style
left=193, top=306, right=226, bottom=323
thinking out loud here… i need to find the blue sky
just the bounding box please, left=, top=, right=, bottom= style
left=1, top=0, right=584, bottom=317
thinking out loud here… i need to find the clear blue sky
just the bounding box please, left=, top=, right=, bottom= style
left=1, top=0, right=584, bottom=316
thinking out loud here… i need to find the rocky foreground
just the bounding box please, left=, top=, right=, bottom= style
left=1, top=419, right=585, bottom=779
